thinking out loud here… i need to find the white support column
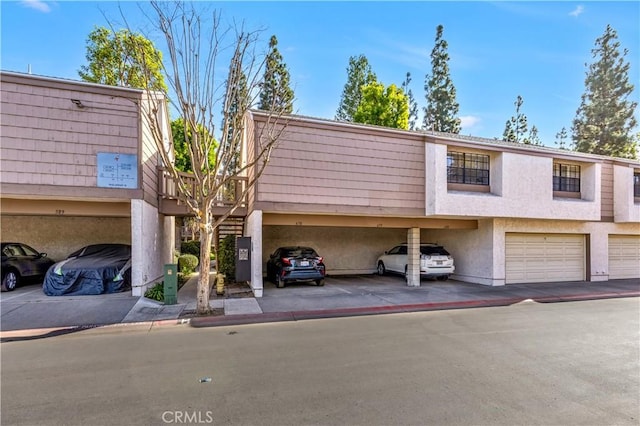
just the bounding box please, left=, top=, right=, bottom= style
left=131, top=200, right=175, bottom=297
left=244, top=210, right=264, bottom=297
left=407, top=227, right=420, bottom=287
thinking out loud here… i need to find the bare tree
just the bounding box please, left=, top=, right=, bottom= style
left=131, top=1, right=288, bottom=314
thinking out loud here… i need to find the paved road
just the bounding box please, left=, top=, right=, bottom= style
left=1, top=298, right=639, bottom=425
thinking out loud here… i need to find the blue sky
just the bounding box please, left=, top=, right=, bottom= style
left=2, top=1, right=639, bottom=147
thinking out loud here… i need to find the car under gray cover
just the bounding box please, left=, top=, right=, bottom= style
left=43, top=244, right=132, bottom=296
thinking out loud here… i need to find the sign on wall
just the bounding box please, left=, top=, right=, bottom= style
left=97, top=152, right=138, bottom=189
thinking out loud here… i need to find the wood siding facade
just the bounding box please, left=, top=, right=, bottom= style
left=252, top=114, right=426, bottom=216
left=0, top=72, right=144, bottom=202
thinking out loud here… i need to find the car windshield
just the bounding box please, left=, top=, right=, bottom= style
left=281, top=247, right=318, bottom=258
left=420, top=246, right=450, bottom=256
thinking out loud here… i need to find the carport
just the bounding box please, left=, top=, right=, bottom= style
left=244, top=211, right=478, bottom=297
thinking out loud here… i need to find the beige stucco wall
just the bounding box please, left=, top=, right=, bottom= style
left=422, top=220, right=497, bottom=285
left=613, top=164, right=640, bottom=223
left=426, top=143, right=602, bottom=221
left=0, top=215, right=131, bottom=262
left=244, top=210, right=263, bottom=297
left=425, top=218, right=640, bottom=285
left=131, top=200, right=174, bottom=296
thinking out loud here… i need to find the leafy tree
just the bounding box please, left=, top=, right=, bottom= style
left=401, top=72, right=419, bottom=130
left=336, top=54, right=377, bottom=122
left=258, top=35, right=294, bottom=113
left=170, top=118, right=216, bottom=172
left=423, top=25, right=460, bottom=133
left=78, top=26, right=167, bottom=92
left=353, top=82, right=409, bottom=130
left=555, top=127, right=569, bottom=150
left=503, top=95, right=529, bottom=143
left=572, top=25, right=638, bottom=159
left=138, top=2, right=290, bottom=314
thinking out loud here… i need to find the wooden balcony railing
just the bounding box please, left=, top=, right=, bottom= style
left=157, top=167, right=248, bottom=217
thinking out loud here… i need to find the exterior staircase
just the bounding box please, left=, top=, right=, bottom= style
left=215, top=217, right=245, bottom=247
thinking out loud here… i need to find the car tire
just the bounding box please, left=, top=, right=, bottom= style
left=377, top=262, right=386, bottom=276
left=316, top=279, right=325, bottom=286
left=437, top=275, right=449, bottom=281
left=404, top=265, right=409, bottom=283
left=276, top=276, right=285, bottom=288
left=1, top=270, right=18, bottom=292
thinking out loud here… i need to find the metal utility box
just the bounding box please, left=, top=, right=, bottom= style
left=164, top=264, right=178, bottom=305
left=235, top=237, right=252, bottom=282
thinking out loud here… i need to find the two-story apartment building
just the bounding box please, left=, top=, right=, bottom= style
left=242, top=111, right=640, bottom=296
left=0, top=71, right=174, bottom=296
left=2, top=72, right=638, bottom=300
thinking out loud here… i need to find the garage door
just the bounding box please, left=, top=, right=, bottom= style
left=608, top=235, right=640, bottom=279
left=506, top=234, right=585, bottom=284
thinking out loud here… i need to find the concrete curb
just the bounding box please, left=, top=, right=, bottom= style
left=0, top=319, right=192, bottom=342
left=3, top=291, right=638, bottom=339
left=189, top=291, right=640, bottom=328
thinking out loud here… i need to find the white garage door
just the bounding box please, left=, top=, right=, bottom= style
left=506, top=233, right=585, bottom=284
left=608, top=235, right=640, bottom=279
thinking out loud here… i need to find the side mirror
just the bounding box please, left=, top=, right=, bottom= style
left=384, top=251, right=388, bottom=255
left=39, top=253, right=48, bottom=258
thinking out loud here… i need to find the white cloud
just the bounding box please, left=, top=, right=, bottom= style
left=460, top=115, right=481, bottom=130
left=569, top=5, right=584, bottom=17
left=20, top=0, right=51, bottom=13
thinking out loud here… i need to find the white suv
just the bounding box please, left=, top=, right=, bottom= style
left=376, top=243, right=455, bottom=281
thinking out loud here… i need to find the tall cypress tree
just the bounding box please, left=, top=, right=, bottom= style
left=224, top=70, right=248, bottom=173
left=555, top=127, right=569, bottom=150
left=336, top=54, right=377, bottom=122
left=503, top=95, right=529, bottom=143
left=401, top=72, right=419, bottom=130
left=572, top=25, right=638, bottom=159
left=258, top=35, right=294, bottom=113
left=525, top=125, right=542, bottom=146
left=423, top=25, right=461, bottom=133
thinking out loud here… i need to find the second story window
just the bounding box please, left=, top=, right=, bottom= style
left=447, top=151, right=490, bottom=186
left=634, top=172, right=640, bottom=198
left=553, top=163, right=581, bottom=192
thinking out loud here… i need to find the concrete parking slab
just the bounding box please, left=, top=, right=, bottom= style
left=1, top=286, right=138, bottom=331
left=257, top=275, right=640, bottom=314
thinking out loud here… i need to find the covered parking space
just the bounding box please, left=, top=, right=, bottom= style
left=259, top=274, right=474, bottom=313
left=0, top=198, right=173, bottom=297
left=245, top=211, right=479, bottom=296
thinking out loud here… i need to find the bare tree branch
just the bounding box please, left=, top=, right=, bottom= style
left=119, top=1, right=292, bottom=314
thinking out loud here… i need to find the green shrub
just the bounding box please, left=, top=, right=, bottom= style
left=218, top=235, right=236, bottom=279
left=181, top=240, right=200, bottom=257
left=178, top=254, right=199, bottom=274
left=144, top=282, right=164, bottom=302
